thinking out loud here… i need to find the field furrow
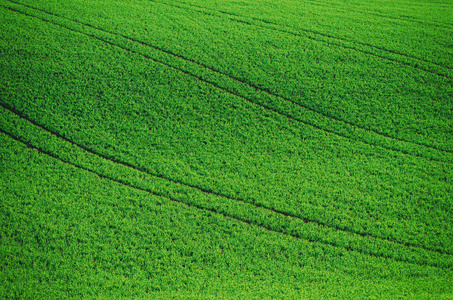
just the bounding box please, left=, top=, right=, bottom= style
left=153, top=0, right=453, bottom=72
left=2, top=1, right=452, bottom=163
left=2, top=107, right=453, bottom=269
left=7, top=0, right=452, bottom=152
left=2, top=6, right=453, bottom=253
left=2, top=131, right=452, bottom=299
left=1, top=0, right=452, bottom=297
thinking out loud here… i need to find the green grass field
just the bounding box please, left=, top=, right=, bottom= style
left=1, top=0, right=452, bottom=298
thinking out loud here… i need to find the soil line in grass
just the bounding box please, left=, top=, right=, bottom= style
left=152, top=0, right=453, bottom=72
left=1, top=101, right=452, bottom=259
left=4, top=0, right=453, bottom=160
left=1, top=126, right=452, bottom=270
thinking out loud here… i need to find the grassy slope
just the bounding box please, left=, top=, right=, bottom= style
left=1, top=0, right=453, bottom=298
left=1, top=2, right=452, bottom=252
left=1, top=123, right=453, bottom=299
left=8, top=0, right=453, bottom=152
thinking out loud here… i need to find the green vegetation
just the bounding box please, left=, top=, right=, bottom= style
left=1, top=0, right=452, bottom=298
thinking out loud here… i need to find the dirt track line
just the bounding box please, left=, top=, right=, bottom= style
left=2, top=2, right=453, bottom=257
left=5, top=0, right=453, bottom=158
left=157, top=0, right=453, bottom=71
left=1, top=4, right=452, bottom=159
left=301, top=0, right=453, bottom=30
left=1, top=126, right=451, bottom=269
left=3, top=97, right=451, bottom=257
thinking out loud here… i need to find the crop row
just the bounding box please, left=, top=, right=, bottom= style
left=5, top=0, right=453, bottom=153
left=2, top=1, right=453, bottom=167
left=13, top=3, right=452, bottom=150
left=300, top=0, right=453, bottom=28
left=2, top=101, right=453, bottom=268
left=1, top=5, right=452, bottom=255
left=2, top=131, right=452, bottom=298
left=3, top=0, right=452, bottom=162
left=165, top=0, right=453, bottom=67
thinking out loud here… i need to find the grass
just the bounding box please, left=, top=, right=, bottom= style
left=1, top=0, right=452, bottom=298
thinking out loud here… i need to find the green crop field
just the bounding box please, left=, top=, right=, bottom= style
left=1, top=0, right=452, bottom=298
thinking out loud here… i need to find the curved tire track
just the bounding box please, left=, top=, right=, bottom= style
left=154, top=0, right=453, bottom=72
left=3, top=1, right=453, bottom=162
left=0, top=126, right=451, bottom=270
left=304, top=0, right=453, bottom=29
left=289, top=0, right=453, bottom=29
left=1, top=100, right=452, bottom=259
left=1, top=3, right=453, bottom=256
